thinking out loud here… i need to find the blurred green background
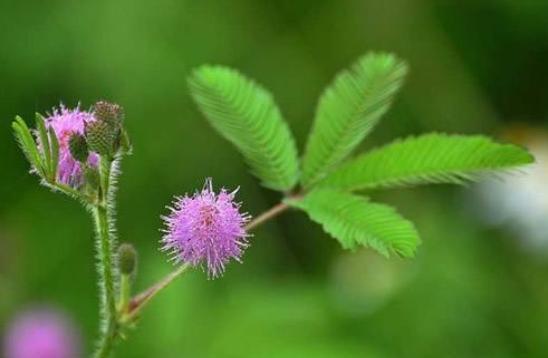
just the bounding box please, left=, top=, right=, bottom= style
left=1, top=0, right=548, bottom=357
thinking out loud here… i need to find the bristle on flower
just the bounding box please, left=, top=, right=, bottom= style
left=161, top=178, right=251, bottom=278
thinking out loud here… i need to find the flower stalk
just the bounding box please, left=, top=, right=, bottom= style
left=124, top=263, right=191, bottom=323
left=244, top=201, right=291, bottom=231
left=92, top=157, right=119, bottom=358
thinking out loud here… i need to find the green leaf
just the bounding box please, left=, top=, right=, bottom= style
left=49, top=126, right=60, bottom=181
left=188, top=66, right=300, bottom=191
left=301, top=52, right=408, bottom=187
left=35, top=113, right=52, bottom=179
left=12, top=116, right=46, bottom=177
left=318, top=133, right=535, bottom=191
left=287, top=189, right=420, bottom=258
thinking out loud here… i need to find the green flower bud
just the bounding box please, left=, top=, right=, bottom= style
left=85, top=120, right=117, bottom=156
left=68, top=133, right=89, bottom=162
left=94, top=101, right=124, bottom=126
left=118, top=243, right=138, bottom=277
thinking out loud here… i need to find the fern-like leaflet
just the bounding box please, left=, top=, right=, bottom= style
left=287, top=189, right=420, bottom=257
left=318, top=133, right=534, bottom=191
left=301, top=53, right=408, bottom=187
left=189, top=66, right=300, bottom=192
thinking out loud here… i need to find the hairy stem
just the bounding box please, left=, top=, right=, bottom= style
left=245, top=201, right=290, bottom=231
left=93, top=158, right=118, bottom=358
left=127, top=199, right=293, bottom=318
left=45, top=181, right=95, bottom=204
left=124, top=263, right=191, bottom=322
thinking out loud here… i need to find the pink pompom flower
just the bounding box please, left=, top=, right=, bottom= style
left=162, top=178, right=251, bottom=278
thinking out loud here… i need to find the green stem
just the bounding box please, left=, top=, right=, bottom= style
left=124, top=263, right=191, bottom=323
left=45, top=181, right=95, bottom=204
left=118, top=274, right=131, bottom=314
left=93, top=158, right=119, bottom=358
left=245, top=201, right=290, bottom=231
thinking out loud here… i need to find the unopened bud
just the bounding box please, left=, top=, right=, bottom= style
left=94, top=101, right=123, bottom=125
left=68, top=133, right=89, bottom=162
left=85, top=120, right=116, bottom=156
left=119, top=243, right=138, bottom=276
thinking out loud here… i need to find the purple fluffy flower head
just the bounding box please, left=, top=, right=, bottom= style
left=40, top=105, right=98, bottom=187
left=162, top=178, right=251, bottom=278
left=4, top=308, right=80, bottom=358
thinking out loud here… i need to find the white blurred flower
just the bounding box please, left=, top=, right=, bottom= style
left=473, top=129, right=548, bottom=253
